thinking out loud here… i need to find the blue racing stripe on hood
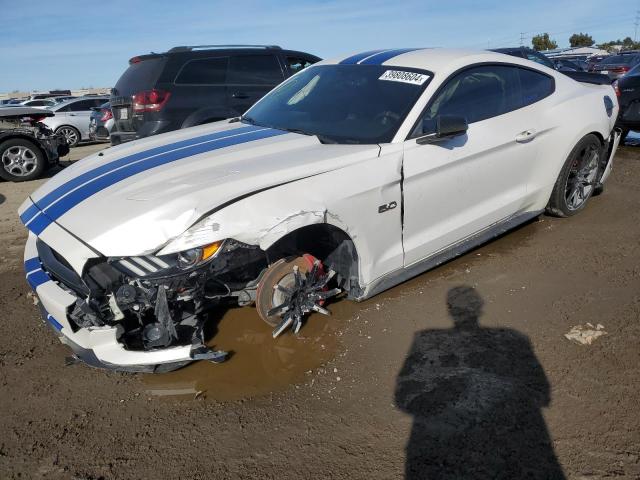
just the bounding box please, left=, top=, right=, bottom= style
left=359, top=48, right=424, bottom=65
left=339, top=49, right=389, bottom=65
left=24, top=127, right=289, bottom=235
left=20, top=125, right=263, bottom=225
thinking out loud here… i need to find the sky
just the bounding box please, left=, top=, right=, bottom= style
left=1, top=0, right=638, bottom=92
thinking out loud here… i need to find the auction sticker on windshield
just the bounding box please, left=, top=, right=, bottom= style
left=379, top=70, right=429, bottom=85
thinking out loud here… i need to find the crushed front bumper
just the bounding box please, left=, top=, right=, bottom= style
left=24, top=231, right=210, bottom=372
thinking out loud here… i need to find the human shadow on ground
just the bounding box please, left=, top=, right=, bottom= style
left=395, top=286, right=565, bottom=479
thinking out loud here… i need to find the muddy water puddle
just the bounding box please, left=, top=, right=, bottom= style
left=143, top=219, right=542, bottom=401
left=142, top=300, right=361, bottom=401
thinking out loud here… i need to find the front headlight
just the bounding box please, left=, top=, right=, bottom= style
left=158, top=217, right=222, bottom=255
left=111, top=240, right=224, bottom=279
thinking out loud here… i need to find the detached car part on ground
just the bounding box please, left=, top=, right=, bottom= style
left=0, top=107, right=69, bottom=182
left=20, top=48, right=620, bottom=373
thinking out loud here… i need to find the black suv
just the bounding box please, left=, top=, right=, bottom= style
left=110, top=45, right=321, bottom=145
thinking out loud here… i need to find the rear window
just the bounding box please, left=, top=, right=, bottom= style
left=113, top=57, right=167, bottom=96
left=228, top=55, right=284, bottom=85
left=175, top=57, right=228, bottom=85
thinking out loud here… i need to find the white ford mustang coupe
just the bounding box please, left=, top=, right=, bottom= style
left=20, top=48, right=621, bottom=372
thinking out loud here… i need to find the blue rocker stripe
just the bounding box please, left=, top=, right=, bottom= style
left=27, top=127, right=289, bottom=235
left=359, top=48, right=424, bottom=65
left=339, top=49, right=389, bottom=64
left=19, top=124, right=264, bottom=225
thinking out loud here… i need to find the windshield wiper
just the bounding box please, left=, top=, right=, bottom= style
left=240, top=115, right=259, bottom=126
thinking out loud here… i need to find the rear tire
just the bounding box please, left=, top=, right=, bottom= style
left=0, top=138, right=46, bottom=182
left=56, top=126, right=81, bottom=147
left=546, top=134, right=602, bottom=217
left=255, top=256, right=315, bottom=327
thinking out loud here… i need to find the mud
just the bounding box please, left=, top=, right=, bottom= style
left=1, top=140, right=639, bottom=479
left=144, top=305, right=342, bottom=401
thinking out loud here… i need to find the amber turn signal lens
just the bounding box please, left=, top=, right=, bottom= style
left=201, top=241, right=223, bottom=261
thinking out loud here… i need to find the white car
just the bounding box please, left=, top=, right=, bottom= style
left=19, top=48, right=621, bottom=372
left=41, top=97, right=110, bottom=147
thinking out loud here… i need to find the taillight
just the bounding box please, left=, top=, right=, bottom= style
left=132, top=89, right=171, bottom=113
left=100, top=109, right=113, bottom=122
left=611, top=66, right=630, bottom=73
left=129, top=56, right=142, bottom=64
left=612, top=80, right=621, bottom=97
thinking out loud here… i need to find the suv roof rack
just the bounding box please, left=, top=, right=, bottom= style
left=168, top=44, right=282, bottom=53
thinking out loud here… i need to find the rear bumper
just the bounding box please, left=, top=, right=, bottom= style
left=23, top=231, right=196, bottom=372
left=599, top=128, right=622, bottom=186
left=110, top=120, right=173, bottom=145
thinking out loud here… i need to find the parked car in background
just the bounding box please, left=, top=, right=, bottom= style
left=591, top=52, right=640, bottom=80
left=0, top=107, right=68, bottom=181
left=21, top=99, right=57, bottom=108
left=110, top=44, right=320, bottom=145
left=493, top=47, right=611, bottom=85
left=614, top=64, right=640, bottom=143
left=51, top=96, right=77, bottom=104
left=89, top=102, right=114, bottom=142
left=492, top=47, right=556, bottom=69
left=552, top=58, right=587, bottom=72
left=29, top=90, right=72, bottom=100
left=0, top=98, right=19, bottom=105
left=41, top=96, right=109, bottom=146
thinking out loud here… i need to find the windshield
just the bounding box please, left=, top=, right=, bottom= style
left=242, top=64, right=432, bottom=144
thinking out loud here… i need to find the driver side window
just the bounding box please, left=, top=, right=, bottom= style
left=414, top=65, right=520, bottom=136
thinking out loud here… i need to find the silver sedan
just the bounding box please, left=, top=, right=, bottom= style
left=42, top=97, right=109, bottom=147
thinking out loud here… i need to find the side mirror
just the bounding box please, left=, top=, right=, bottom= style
left=416, top=115, right=468, bottom=145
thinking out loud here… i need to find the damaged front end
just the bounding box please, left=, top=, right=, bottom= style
left=37, top=238, right=269, bottom=371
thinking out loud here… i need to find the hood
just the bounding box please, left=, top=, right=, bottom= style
left=21, top=122, right=379, bottom=256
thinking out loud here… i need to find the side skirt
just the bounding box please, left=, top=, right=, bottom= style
left=357, top=210, right=543, bottom=301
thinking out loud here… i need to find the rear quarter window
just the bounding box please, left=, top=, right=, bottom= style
left=518, top=68, right=554, bottom=106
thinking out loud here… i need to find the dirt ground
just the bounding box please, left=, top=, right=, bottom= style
left=0, top=138, right=639, bottom=479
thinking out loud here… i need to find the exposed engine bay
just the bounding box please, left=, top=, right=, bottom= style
left=38, top=238, right=269, bottom=361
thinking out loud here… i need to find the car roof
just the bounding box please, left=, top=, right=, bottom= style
left=321, top=48, right=549, bottom=75
left=52, top=95, right=109, bottom=109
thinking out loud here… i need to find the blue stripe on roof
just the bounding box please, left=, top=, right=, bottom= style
left=359, top=48, right=424, bottom=65
left=26, top=269, right=50, bottom=290
left=27, top=127, right=288, bottom=235
left=46, top=314, right=63, bottom=331
left=24, top=257, right=41, bottom=273
left=21, top=125, right=263, bottom=225
left=339, top=49, right=389, bottom=65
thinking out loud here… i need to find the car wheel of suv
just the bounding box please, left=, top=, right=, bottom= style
left=255, top=255, right=317, bottom=327
left=56, top=126, right=81, bottom=147
left=0, top=138, right=46, bottom=182
left=546, top=134, right=601, bottom=217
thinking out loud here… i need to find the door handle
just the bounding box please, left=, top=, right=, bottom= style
left=515, top=129, right=537, bottom=143
left=69, top=113, right=76, bottom=116
left=232, top=92, right=250, bottom=99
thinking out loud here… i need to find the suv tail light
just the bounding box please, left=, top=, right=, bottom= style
left=612, top=80, right=621, bottom=97
left=132, top=89, right=171, bottom=113
left=100, top=109, right=113, bottom=122
left=610, top=66, right=630, bottom=74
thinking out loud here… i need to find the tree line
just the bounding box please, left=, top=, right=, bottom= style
left=530, top=32, right=640, bottom=52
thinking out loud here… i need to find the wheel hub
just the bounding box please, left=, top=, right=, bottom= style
left=267, top=259, right=341, bottom=338
left=1, top=146, right=37, bottom=176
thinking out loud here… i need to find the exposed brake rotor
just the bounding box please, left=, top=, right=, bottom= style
left=267, top=259, right=341, bottom=338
